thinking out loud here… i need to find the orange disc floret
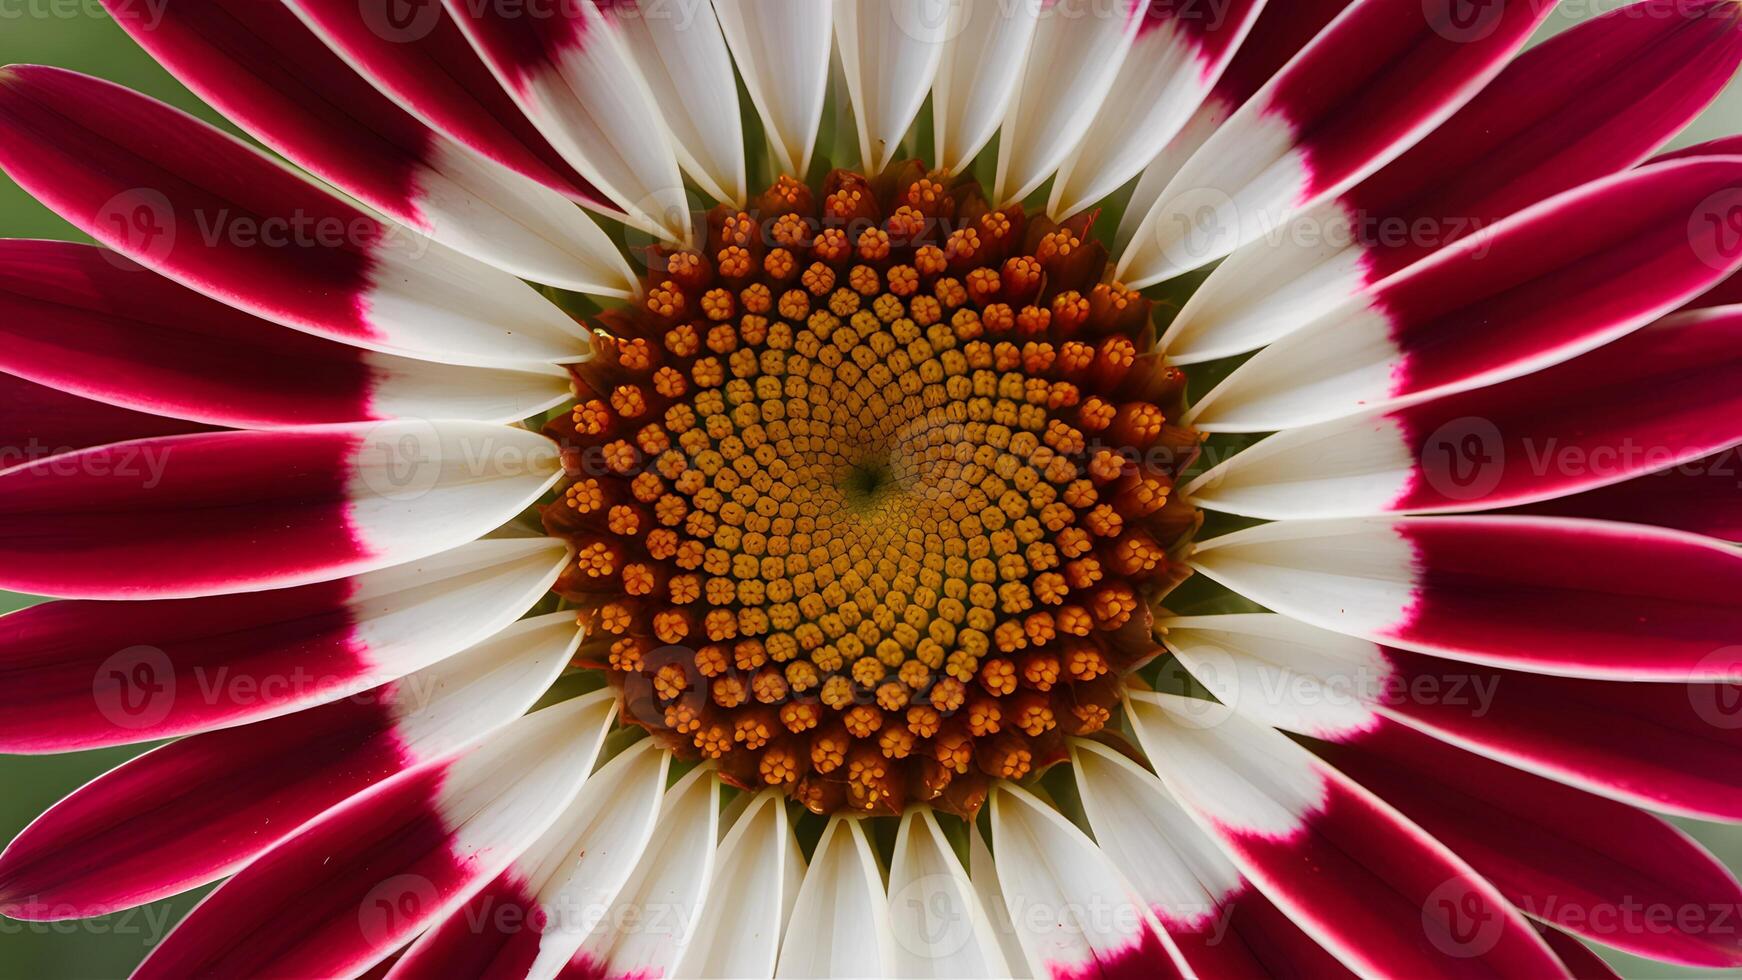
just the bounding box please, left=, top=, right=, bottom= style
left=541, top=165, right=1197, bottom=819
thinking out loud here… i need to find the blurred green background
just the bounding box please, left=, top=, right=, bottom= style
left=2, top=4, right=1741, bottom=978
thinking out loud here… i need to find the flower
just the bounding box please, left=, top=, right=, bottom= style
left=0, top=0, right=1740, bottom=976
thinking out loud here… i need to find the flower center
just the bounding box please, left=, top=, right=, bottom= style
left=544, top=167, right=1201, bottom=816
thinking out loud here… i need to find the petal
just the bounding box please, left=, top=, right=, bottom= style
left=1125, top=692, right=1564, bottom=977
left=1048, top=0, right=1267, bottom=218
left=0, top=370, right=210, bottom=469
left=569, top=767, right=722, bottom=978
left=442, top=0, right=690, bottom=243
left=0, top=241, right=571, bottom=428
left=0, top=66, right=591, bottom=367
left=0, top=537, right=569, bottom=752
left=1118, top=0, right=1554, bottom=286
left=886, top=806, right=1011, bottom=979
left=1538, top=925, right=1622, bottom=980
left=0, top=422, right=563, bottom=600
left=1316, top=723, right=1742, bottom=968
left=1189, top=158, right=1742, bottom=432
left=1069, top=739, right=1353, bottom=979
left=1510, top=451, right=1742, bottom=542
left=0, top=612, right=578, bottom=920
left=103, top=0, right=636, bottom=297
left=1187, top=305, right=1742, bottom=518
left=673, top=789, right=803, bottom=978
left=777, top=815, right=895, bottom=977
left=1190, top=516, right=1742, bottom=679
left=390, top=738, right=669, bottom=979
left=1161, top=613, right=1742, bottom=819
left=930, top=0, right=1042, bottom=177
left=603, top=0, right=746, bottom=205
left=1112, top=0, right=1353, bottom=253
left=132, top=693, right=618, bottom=980
left=834, top=0, right=950, bottom=175
left=968, top=829, right=1035, bottom=980
left=285, top=0, right=615, bottom=210
left=994, top=0, right=1147, bottom=206
left=987, top=781, right=1188, bottom=979
left=1164, top=0, right=1742, bottom=363
left=712, top=0, right=833, bottom=179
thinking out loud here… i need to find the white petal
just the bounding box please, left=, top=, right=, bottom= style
left=931, top=0, right=1042, bottom=176
left=606, top=0, right=747, bottom=205
left=1183, top=412, right=1414, bottom=520
left=834, top=0, right=950, bottom=174
left=995, top=0, right=1146, bottom=205
left=576, top=767, right=722, bottom=977
left=713, top=0, right=833, bottom=178
left=777, top=816, right=894, bottom=978
left=674, top=789, right=801, bottom=978
left=887, top=808, right=1010, bottom=979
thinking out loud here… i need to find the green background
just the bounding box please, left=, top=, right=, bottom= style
left=2, top=5, right=1741, bottom=977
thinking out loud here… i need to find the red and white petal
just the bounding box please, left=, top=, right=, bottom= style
left=930, top=0, right=1042, bottom=177
left=994, top=0, right=1148, bottom=206
left=0, top=612, right=578, bottom=920
left=1048, top=0, right=1266, bottom=219
left=1168, top=616, right=1742, bottom=964
left=1118, top=0, right=1554, bottom=286
left=674, top=789, right=803, bottom=978
left=1164, top=0, right=1742, bottom=362
left=0, top=371, right=209, bottom=470
left=1163, top=613, right=1742, bottom=821
left=887, top=807, right=1011, bottom=979
left=1315, top=724, right=1742, bottom=968
left=570, top=767, right=722, bottom=978
left=1070, top=739, right=1353, bottom=978
left=443, top=0, right=689, bottom=244
left=390, top=738, right=669, bottom=980
left=0, top=421, right=562, bottom=600
left=834, top=0, right=949, bottom=175
left=1189, top=158, right=1742, bottom=432
left=987, top=781, right=1188, bottom=980
left=1191, top=516, right=1742, bottom=680
left=284, top=0, right=615, bottom=211
left=776, top=815, right=895, bottom=978
left=604, top=0, right=746, bottom=205
left=1125, top=692, right=1565, bottom=977
left=1189, top=306, right=1742, bottom=519
left=0, top=241, right=571, bottom=428
left=102, top=0, right=636, bottom=297
left=0, top=537, right=569, bottom=752
left=0, top=67, right=591, bottom=367
left=1511, top=451, right=1742, bottom=542
left=132, top=692, right=618, bottom=980
left=968, top=829, right=1035, bottom=980
left=712, top=0, right=833, bottom=179
left=1111, top=0, right=1354, bottom=253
